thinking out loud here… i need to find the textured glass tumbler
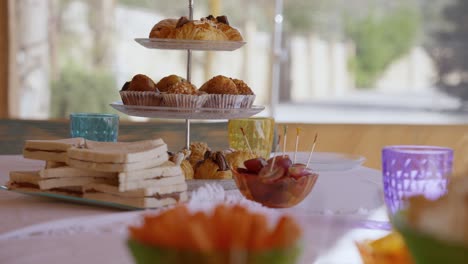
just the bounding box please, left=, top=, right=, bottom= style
left=70, top=113, right=119, bottom=142
left=228, top=117, right=275, bottom=159
left=382, top=145, right=453, bottom=216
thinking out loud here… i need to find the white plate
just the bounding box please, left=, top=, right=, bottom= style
left=135, top=38, right=246, bottom=51
left=110, top=101, right=265, bottom=119
left=279, top=152, right=365, bottom=172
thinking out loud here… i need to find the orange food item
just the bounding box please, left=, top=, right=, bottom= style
left=128, top=204, right=302, bottom=252
left=356, top=232, right=414, bottom=264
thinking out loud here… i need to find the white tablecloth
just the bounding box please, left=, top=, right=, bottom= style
left=0, top=155, right=389, bottom=264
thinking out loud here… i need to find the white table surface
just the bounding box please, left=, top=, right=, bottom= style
left=0, top=155, right=389, bottom=264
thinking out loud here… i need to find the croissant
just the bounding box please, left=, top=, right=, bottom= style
left=194, top=157, right=232, bottom=179
left=217, top=23, right=243, bottom=41
left=189, top=142, right=210, bottom=167
left=174, top=21, right=227, bottom=41
left=180, top=160, right=194, bottom=180
left=149, top=18, right=177, bottom=38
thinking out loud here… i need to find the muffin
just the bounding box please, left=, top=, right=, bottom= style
left=167, top=81, right=197, bottom=95
left=231, top=78, right=255, bottom=107
left=200, top=75, right=246, bottom=108
left=155, top=74, right=186, bottom=93
left=200, top=75, right=238, bottom=94
left=162, top=81, right=207, bottom=108
left=120, top=74, right=162, bottom=106
left=129, top=74, right=157, bottom=92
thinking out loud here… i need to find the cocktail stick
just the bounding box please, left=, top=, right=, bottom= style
left=293, top=127, right=301, bottom=163
left=270, top=135, right=281, bottom=172
left=306, top=133, right=318, bottom=169
left=282, top=125, right=288, bottom=157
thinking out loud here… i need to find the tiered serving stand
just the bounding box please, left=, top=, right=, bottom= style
left=110, top=0, right=265, bottom=149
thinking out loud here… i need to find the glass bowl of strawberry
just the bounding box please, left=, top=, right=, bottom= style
left=232, top=155, right=319, bottom=208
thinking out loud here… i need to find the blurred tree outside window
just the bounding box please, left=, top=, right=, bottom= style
left=346, top=6, right=420, bottom=88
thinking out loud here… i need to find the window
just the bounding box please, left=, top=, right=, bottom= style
left=8, top=0, right=468, bottom=123
left=276, top=0, right=467, bottom=123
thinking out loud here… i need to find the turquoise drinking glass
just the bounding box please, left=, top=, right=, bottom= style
left=70, top=113, right=119, bottom=142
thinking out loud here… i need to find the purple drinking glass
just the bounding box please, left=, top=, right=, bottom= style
left=382, top=145, right=453, bottom=215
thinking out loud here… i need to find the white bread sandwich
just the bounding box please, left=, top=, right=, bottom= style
left=83, top=182, right=188, bottom=208
left=39, top=166, right=116, bottom=178
left=7, top=171, right=82, bottom=196
left=11, top=137, right=188, bottom=209
left=67, top=139, right=168, bottom=172
left=23, top=138, right=85, bottom=162
left=23, top=138, right=85, bottom=163
left=117, top=161, right=183, bottom=191
left=44, top=161, right=67, bottom=169
left=8, top=171, right=117, bottom=195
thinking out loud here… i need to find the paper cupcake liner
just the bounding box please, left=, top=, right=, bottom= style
left=162, top=94, right=208, bottom=108
left=203, top=94, right=245, bottom=109
left=240, top=95, right=256, bottom=108
left=120, top=91, right=163, bottom=106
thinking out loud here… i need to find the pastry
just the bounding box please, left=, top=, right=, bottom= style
left=203, top=15, right=243, bottom=41
left=155, top=75, right=186, bottom=92
left=128, top=74, right=157, bottom=92
left=169, top=151, right=194, bottom=180
left=200, top=75, right=238, bottom=94
left=148, top=15, right=243, bottom=41
left=180, top=159, right=194, bottom=180
left=226, top=151, right=257, bottom=169
left=174, top=17, right=227, bottom=41
left=189, top=142, right=210, bottom=167
left=217, top=23, right=243, bottom=41
left=214, top=16, right=243, bottom=41
left=149, top=18, right=178, bottom=38
left=194, top=151, right=232, bottom=179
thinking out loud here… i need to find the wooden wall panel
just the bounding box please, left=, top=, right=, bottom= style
left=0, top=0, right=8, bottom=118
left=1, top=120, right=468, bottom=174
left=281, top=123, right=468, bottom=174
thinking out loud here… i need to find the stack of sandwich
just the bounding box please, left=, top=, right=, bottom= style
left=7, top=138, right=188, bottom=208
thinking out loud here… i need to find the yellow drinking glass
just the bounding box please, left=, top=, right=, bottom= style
left=228, top=117, right=275, bottom=158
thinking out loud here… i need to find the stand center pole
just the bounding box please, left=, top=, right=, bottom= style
left=185, top=0, right=194, bottom=150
